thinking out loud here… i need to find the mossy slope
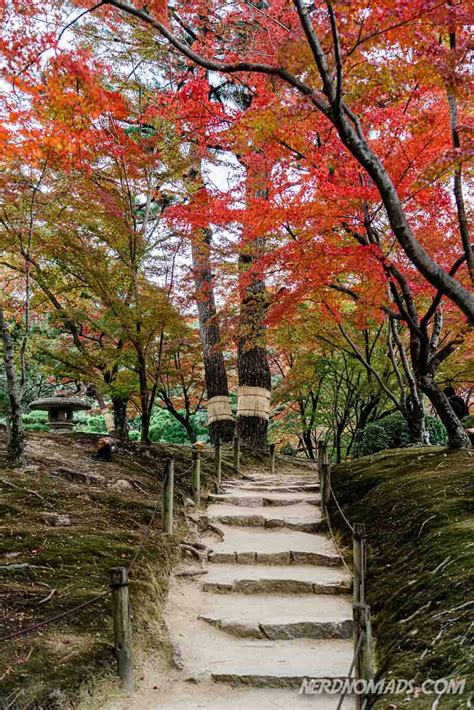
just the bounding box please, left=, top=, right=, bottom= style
left=332, top=447, right=473, bottom=708
left=0, top=432, right=222, bottom=709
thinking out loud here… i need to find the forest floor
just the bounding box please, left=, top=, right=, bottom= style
left=0, top=431, right=239, bottom=709
left=331, top=446, right=474, bottom=708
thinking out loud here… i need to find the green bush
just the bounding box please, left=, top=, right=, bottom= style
left=22, top=411, right=48, bottom=424
left=426, top=415, right=448, bottom=446
left=462, top=414, right=474, bottom=429
left=148, top=407, right=209, bottom=444
left=23, top=423, right=49, bottom=432
left=354, top=412, right=447, bottom=457
left=74, top=413, right=108, bottom=434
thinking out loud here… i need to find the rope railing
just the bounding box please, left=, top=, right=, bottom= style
left=325, top=504, right=354, bottom=580
left=316, top=441, right=374, bottom=710
left=336, top=629, right=364, bottom=710
left=0, top=589, right=112, bottom=643
left=329, top=483, right=354, bottom=534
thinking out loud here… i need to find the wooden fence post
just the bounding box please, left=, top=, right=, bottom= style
left=317, top=441, right=323, bottom=472
left=353, top=602, right=374, bottom=707
left=233, top=435, right=240, bottom=474
left=319, top=443, right=329, bottom=516
left=353, top=522, right=367, bottom=604
left=110, top=567, right=134, bottom=694
left=323, top=461, right=331, bottom=510
left=192, top=448, right=201, bottom=505
left=269, top=443, right=276, bottom=475
left=163, top=458, right=174, bottom=534
left=214, top=435, right=222, bottom=491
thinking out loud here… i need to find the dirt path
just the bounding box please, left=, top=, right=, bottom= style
left=106, top=461, right=356, bottom=709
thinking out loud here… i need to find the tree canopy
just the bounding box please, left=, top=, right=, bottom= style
left=0, top=0, right=472, bottom=463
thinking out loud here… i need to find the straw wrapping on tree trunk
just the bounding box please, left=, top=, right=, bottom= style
left=206, top=396, right=234, bottom=424
left=237, top=386, right=271, bottom=420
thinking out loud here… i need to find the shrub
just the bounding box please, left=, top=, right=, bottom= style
left=426, top=415, right=448, bottom=446
left=23, top=423, right=49, bottom=432
left=22, top=411, right=48, bottom=424
left=74, top=413, right=107, bottom=434
left=148, top=407, right=209, bottom=444
left=354, top=412, right=447, bottom=457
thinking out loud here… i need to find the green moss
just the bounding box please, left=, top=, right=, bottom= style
left=0, top=431, right=221, bottom=709
left=331, top=448, right=474, bottom=707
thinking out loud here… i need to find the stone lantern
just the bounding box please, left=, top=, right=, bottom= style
left=29, top=394, right=91, bottom=433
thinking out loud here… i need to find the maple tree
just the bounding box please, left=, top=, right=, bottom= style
left=77, top=1, right=472, bottom=305
left=0, top=0, right=472, bottom=465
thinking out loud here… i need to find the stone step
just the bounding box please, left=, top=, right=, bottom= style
left=205, top=501, right=322, bottom=533
left=208, top=491, right=320, bottom=508
left=198, top=594, right=353, bottom=640
left=166, top=581, right=354, bottom=688
left=221, top=483, right=320, bottom=493
left=205, top=525, right=341, bottom=566
left=231, top=476, right=315, bottom=485
left=116, top=683, right=357, bottom=709
left=201, top=563, right=351, bottom=595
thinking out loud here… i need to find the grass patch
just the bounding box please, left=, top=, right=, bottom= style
left=331, top=447, right=474, bottom=708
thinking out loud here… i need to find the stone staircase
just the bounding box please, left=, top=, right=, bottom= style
left=110, top=463, right=356, bottom=709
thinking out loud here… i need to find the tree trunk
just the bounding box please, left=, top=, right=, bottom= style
left=191, top=228, right=234, bottom=443
left=302, top=429, right=315, bottom=460
left=137, top=353, right=151, bottom=444
left=0, top=306, right=24, bottom=467
left=140, top=408, right=151, bottom=445
left=237, top=163, right=272, bottom=448
left=418, top=376, right=470, bottom=449
left=113, top=397, right=129, bottom=440
left=334, top=426, right=343, bottom=464
left=237, top=246, right=271, bottom=447
left=405, top=390, right=428, bottom=444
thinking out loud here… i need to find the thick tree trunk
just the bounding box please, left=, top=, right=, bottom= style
left=112, top=397, right=129, bottom=440
left=236, top=161, right=272, bottom=448
left=406, top=390, right=428, bottom=444
left=418, top=376, right=470, bottom=449
left=140, top=409, right=151, bottom=445
left=191, top=228, right=234, bottom=443
left=237, top=247, right=271, bottom=448
left=0, top=307, right=24, bottom=467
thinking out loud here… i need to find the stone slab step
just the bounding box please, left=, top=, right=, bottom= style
left=208, top=491, right=320, bottom=508
left=205, top=501, right=322, bottom=533
left=109, top=683, right=357, bottom=709
left=230, top=476, right=315, bottom=486
left=166, top=579, right=354, bottom=688
left=201, top=563, right=351, bottom=595
left=222, top=483, right=319, bottom=493
left=205, top=526, right=341, bottom=566
left=198, top=594, right=353, bottom=640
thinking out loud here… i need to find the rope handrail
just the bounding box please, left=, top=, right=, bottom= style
left=0, top=590, right=111, bottom=643
left=200, top=450, right=239, bottom=473
left=336, top=629, right=364, bottom=710
left=325, top=503, right=354, bottom=580
left=128, top=489, right=162, bottom=573
left=329, top=482, right=354, bottom=534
